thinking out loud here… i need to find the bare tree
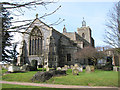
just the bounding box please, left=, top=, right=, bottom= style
left=0, top=0, right=64, bottom=62
left=105, top=1, right=120, bottom=66
left=105, top=1, right=120, bottom=53
left=0, top=0, right=64, bottom=33
left=75, top=46, right=106, bottom=67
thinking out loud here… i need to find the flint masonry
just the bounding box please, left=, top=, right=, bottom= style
left=17, top=15, right=94, bottom=68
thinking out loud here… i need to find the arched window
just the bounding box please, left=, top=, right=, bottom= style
left=32, top=39, right=34, bottom=55
left=82, top=33, right=85, bottom=38
left=29, top=26, right=42, bottom=55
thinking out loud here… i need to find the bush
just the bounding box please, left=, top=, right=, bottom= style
left=102, top=62, right=113, bottom=71
left=26, top=66, right=37, bottom=71
left=31, top=71, right=53, bottom=82
left=31, top=70, right=66, bottom=82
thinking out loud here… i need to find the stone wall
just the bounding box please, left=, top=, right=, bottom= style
left=17, top=17, right=95, bottom=68
left=77, top=26, right=91, bottom=44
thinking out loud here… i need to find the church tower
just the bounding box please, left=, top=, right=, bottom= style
left=77, top=18, right=94, bottom=47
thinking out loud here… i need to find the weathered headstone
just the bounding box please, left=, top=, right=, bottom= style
left=70, top=65, right=74, bottom=69
left=62, top=67, right=67, bottom=71
left=8, top=65, right=21, bottom=72
left=67, top=66, right=70, bottom=69
left=113, top=66, right=118, bottom=72
left=72, top=66, right=83, bottom=72
left=90, top=66, right=95, bottom=72
left=20, top=65, right=27, bottom=71
left=74, top=64, right=79, bottom=67
left=46, top=67, right=49, bottom=71
left=86, top=65, right=91, bottom=73
left=57, top=67, right=61, bottom=70
left=72, top=69, right=79, bottom=75
left=78, top=66, right=83, bottom=72
left=64, top=65, right=68, bottom=68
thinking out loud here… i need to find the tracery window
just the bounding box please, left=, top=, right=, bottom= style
left=29, top=26, right=42, bottom=55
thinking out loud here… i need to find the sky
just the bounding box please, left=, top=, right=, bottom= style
left=8, top=0, right=118, bottom=49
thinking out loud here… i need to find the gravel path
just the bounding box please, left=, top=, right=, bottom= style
left=0, top=81, right=118, bottom=89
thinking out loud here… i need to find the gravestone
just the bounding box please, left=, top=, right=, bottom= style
left=57, top=67, right=61, bottom=70
left=79, top=66, right=83, bottom=72
left=86, top=65, right=91, bottom=73
left=62, top=67, right=67, bottom=71
left=90, top=66, right=95, bottom=72
left=113, top=66, right=118, bottom=72
left=74, top=64, right=79, bottom=67
left=67, top=66, right=70, bottom=69
left=20, top=65, right=27, bottom=71
left=72, top=69, right=79, bottom=75
left=64, top=65, right=68, bottom=69
left=8, top=64, right=21, bottom=72
left=72, top=66, right=83, bottom=73
left=46, top=67, right=49, bottom=71
left=70, top=65, right=74, bottom=69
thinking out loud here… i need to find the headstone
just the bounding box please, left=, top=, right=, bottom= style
left=78, top=66, right=83, bottom=72
left=70, top=65, right=74, bottom=69
left=57, top=67, right=61, bottom=70
left=74, top=64, right=79, bottom=67
left=8, top=65, right=21, bottom=72
left=64, top=65, right=69, bottom=69
left=62, top=67, right=67, bottom=71
left=64, top=65, right=68, bottom=68
left=72, top=69, right=79, bottom=75
left=90, top=66, right=95, bottom=72
left=20, top=65, right=27, bottom=71
left=86, top=65, right=91, bottom=73
left=113, top=66, right=118, bottom=72
left=67, top=66, right=70, bottom=69
left=46, top=67, right=49, bottom=71
left=73, top=66, right=83, bottom=72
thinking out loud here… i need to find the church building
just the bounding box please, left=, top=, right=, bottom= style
left=17, top=15, right=94, bottom=68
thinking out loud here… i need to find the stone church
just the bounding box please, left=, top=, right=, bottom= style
left=17, top=15, right=94, bottom=68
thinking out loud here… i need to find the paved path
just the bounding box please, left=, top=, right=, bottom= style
left=0, top=81, right=118, bottom=89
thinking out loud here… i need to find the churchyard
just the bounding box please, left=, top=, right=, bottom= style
left=1, top=64, right=119, bottom=87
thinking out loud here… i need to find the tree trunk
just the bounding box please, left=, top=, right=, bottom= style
left=0, top=5, right=2, bottom=62
left=118, top=54, right=120, bottom=66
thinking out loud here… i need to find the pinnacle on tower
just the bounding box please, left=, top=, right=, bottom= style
left=63, top=25, right=67, bottom=33
left=36, top=13, right=38, bottom=18
left=82, top=17, right=86, bottom=27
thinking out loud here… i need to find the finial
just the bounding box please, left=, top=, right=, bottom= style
left=82, top=17, right=86, bottom=27
left=83, top=17, right=84, bottom=20
left=63, top=25, right=67, bottom=33
left=36, top=13, right=38, bottom=18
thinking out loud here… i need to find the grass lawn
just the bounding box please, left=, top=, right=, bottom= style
left=1, top=84, right=69, bottom=90
left=2, top=84, right=47, bottom=88
left=1, top=69, right=118, bottom=87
